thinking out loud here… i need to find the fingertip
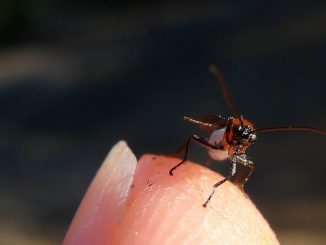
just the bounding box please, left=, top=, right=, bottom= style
left=114, top=154, right=279, bottom=245
left=64, top=147, right=279, bottom=245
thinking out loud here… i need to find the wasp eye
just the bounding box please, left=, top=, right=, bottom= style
left=235, top=125, right=243, bottom=132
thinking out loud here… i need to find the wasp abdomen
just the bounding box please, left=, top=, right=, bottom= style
left=208, top=128, right=229, bottom=160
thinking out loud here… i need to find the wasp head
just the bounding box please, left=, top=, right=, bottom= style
left=233, top=124, right=256, bottom=145
left=226, top=118, right=257, bottom=151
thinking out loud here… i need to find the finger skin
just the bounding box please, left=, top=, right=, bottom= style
left=63, top=142, right=279, bottom=245
left=113, top=155, right=279, bottom=245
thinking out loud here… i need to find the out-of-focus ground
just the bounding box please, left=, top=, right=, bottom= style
left=0, top=1, right=325, bottom=244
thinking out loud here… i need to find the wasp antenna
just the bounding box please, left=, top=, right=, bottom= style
left=254, top=126, right=326, bottom=136
left=209, top=65, right=243, bottom=125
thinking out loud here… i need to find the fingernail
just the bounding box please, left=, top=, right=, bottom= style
left=63, top=141, right=137, bottom=245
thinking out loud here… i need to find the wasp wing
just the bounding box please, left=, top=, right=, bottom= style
left=184, top=115, right=228, bottom=133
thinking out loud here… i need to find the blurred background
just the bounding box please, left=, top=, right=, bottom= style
left=0, top=0, right=325, bottom=244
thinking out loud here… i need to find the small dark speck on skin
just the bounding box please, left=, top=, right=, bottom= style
left=152, top=157, right=157, bottom=160
left=130, top=184, right=135, bottom=189
left=146, top=179, right=153, bottom=187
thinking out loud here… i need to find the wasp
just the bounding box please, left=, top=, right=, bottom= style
left=169, top=65, right=326, bottom=207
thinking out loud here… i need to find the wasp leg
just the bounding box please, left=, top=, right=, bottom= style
left=203, top=161, right=236, bottom=207
left=169, top=135, right=222, bottom=176
left=203, top=154, right=255, bottom=207
left=232, top=154, right=254, bottom=192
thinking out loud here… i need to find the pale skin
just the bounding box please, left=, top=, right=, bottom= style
left=63, top=141, right=279, bottom=245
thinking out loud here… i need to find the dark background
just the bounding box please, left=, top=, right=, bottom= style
left=0, top=0, right=325, bottom=244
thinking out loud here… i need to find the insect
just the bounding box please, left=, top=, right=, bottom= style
left=169, top=65, right=326, bottom=207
